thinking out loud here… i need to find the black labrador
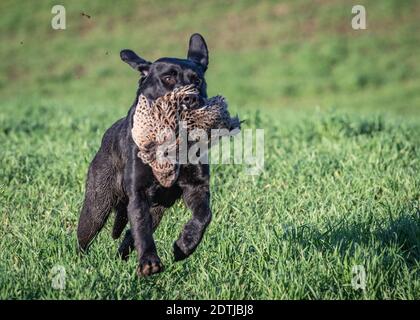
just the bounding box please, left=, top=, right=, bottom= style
left=77, top=34, right=212, bottom=276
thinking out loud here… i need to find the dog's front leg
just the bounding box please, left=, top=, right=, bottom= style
left=124, top=145, right=163, bottom=276
left=126, top=191, right=163, bottom=276
left=174, top=184, right=212, bottom=261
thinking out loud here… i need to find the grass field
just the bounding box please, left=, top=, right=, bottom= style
left=0, top=0, right=419, bottom=299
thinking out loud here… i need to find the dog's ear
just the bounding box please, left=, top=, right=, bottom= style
left=187, top=33, right=209, bottom=71
left=120, top=49, right=151, bottom=76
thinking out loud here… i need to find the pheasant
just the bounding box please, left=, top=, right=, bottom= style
left=131, top=85, right=240, bottom=187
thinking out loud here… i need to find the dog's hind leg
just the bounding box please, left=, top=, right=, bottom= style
left=117, top=205, right=166, bottom=260
left=77, top=156, right=115, bottom=252
left=117, top=229, right=135, bottom=261
left=151, top=205, right=166, bottom=231
left=112, top=201, right=128, bottom=240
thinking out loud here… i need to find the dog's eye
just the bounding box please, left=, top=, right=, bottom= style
left=191, top=76, right=202, bottom=86
left=162, top=75, right=176, bottom=86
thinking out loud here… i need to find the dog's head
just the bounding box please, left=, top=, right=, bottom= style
left=120, top=33, right=209, bottom=101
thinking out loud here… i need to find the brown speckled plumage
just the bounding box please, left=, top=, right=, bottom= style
left=131, top=85, right=240, bottom=187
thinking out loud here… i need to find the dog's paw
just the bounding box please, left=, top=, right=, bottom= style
left=137, top=255, right=163, bottom=277
left=173, top=241, right=189, bottom=261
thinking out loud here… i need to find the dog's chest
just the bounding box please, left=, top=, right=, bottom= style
left=146, top=183, right=182, bottom=208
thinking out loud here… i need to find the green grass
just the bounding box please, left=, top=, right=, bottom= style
left=0, top=0, right=419, bottom=299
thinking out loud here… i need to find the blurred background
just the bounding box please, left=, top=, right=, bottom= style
left=1, top=0, right=419, bottom=114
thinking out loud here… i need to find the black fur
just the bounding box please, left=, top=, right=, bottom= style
left=77, top=34, right=212, bottom=276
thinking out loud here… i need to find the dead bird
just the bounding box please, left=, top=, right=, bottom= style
left=131, top=85, right=240, bottom=188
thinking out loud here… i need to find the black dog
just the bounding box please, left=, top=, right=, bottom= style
left=77, top=34, right=212, bottom=276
